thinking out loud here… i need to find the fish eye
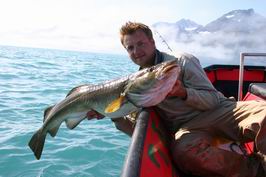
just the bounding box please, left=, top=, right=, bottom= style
left=148, top=67, right=154, bottom=72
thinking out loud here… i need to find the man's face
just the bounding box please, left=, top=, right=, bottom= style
left=122, top=30, right=156, bottom=68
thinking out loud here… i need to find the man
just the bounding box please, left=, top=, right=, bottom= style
left=87, top=22, right=266, bottom=177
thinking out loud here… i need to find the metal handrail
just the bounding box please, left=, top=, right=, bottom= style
left=238, top=52, right=266, bottom=101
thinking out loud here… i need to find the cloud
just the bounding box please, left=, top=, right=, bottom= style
left=0, top=0, right=187, bottom=53
left=153, top=24, right=266, bottom=66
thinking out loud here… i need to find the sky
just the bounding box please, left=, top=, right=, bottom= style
left=0, top=0, right=265, bottom=55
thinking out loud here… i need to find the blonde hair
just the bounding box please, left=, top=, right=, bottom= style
left=120, top=21, right=153, bottom=45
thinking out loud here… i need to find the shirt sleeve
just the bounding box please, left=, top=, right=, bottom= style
left=180, top=54, right=224, bottom=110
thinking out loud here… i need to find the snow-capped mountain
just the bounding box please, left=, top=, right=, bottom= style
left=152, top=9, right=266, bottom=64
left=154, top=19, right=202, bottom=33
left=152, top=19, right=202, bottom=41
left=202, top=9, right=266, bottom=33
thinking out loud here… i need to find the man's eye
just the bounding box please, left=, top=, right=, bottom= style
left=127, top=46, right=133, bottom=51
left=137, top=42, right=144, bottom=47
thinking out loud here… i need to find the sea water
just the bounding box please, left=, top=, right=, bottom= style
left=0, top=45, right=138, bottom=177
left=0, top=45, right=233, bottom=177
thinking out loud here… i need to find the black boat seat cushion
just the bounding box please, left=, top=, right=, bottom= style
left=249, top=83, right=266, bottom=99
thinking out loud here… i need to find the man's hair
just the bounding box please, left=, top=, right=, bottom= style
left=120, top=21, right=153, bottom=45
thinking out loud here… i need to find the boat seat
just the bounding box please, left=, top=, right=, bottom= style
left=248, top=83, right=266, bottom=99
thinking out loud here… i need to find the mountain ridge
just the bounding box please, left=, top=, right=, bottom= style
left=152, top=9, right=266, bottom=63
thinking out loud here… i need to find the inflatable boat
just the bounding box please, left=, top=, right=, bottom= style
left=121, top=53, right=266, bottom=177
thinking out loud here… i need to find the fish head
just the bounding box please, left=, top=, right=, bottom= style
left=126, top=59, right=180, bottom=107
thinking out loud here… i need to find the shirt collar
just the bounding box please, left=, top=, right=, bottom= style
left=154, top=49, right=164, bottom=65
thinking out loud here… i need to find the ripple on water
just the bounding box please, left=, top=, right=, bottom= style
left=0, top=46, right=135, bottom=177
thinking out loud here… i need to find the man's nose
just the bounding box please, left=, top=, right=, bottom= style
left=133, top=45, right=141, bottom=55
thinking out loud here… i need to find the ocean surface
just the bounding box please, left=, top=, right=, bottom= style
left=0, top=45, right=138, bottom=177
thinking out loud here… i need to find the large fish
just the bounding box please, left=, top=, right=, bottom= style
left=28, top=59, right=180, bottom=159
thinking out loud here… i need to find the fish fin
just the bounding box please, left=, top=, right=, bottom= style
left=43, top=105, right=54, bottom=122
left=66, top=84, right=94, bottom=97
left=105, top=96, right=125, bottom=113
left=65, top=117, right=86, bottom=129
left=48, top=126, right=60, bottom=137
left=28, top=129, right=46, bottom=160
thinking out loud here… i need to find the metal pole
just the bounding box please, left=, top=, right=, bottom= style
left=238, top=53, right=266, bottom=101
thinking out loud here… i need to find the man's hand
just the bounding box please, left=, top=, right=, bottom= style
left=87, top=110, right=105, bottom=120
left=167, top=80, right=187, bottom=100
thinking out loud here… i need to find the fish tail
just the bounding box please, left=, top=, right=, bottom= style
left=28, top=129, right=46, bottom=160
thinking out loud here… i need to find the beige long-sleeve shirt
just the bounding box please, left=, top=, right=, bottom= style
left=154, top=50, right=230, bottom=132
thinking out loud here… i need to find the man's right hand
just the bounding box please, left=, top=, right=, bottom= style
left=87, top=110, right=105, bottom=120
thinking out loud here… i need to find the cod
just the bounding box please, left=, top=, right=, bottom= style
left=28, top=59, right=180, bottom=159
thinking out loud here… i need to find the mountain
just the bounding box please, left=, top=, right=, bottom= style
left=152, top=9, right=266, bottom=63
left=202, top=9, right=266, bottom=33
left=154, top=19, right=202, bottom=33
left=153, top=19, right=202, bottom=41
